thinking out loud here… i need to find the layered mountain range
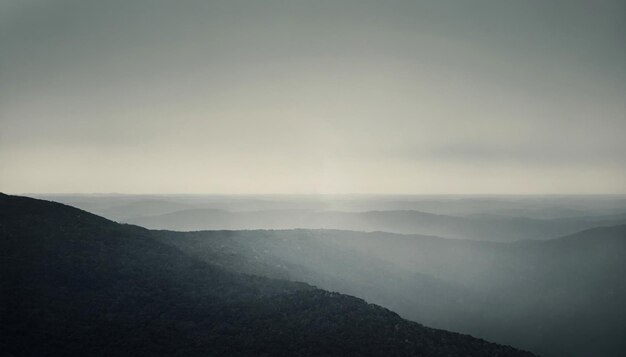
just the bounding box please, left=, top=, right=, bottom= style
left=4, top=193, right=625, bottom=356
left=0, top=194, right=535, bottom=356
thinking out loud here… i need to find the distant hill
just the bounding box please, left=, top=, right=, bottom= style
left=36, top=194, right=626, bottom=221
left=125, top=207, right=626, bottom=241
left=0, top=194, right=533, bottom=356
left=155, top=226, right=626, bottom=357
left=29, top=195, right=196, bottom=222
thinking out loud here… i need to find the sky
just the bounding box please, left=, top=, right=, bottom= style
left=1, top=0, right=625, bottom=194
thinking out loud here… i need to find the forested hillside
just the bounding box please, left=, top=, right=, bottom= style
left=156, top=227, right=626, bottom=357
left=0, top=194, right=534, bottom=356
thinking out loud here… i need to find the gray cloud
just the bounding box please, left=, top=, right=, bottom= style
left=1, top=0, right=624, bottom=194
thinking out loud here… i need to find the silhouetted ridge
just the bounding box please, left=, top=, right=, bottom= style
left=549, top=223, right=626, bottom=243
left=0, top=194, right=534, bottom=357
left=125, top=206, right=626, bottom=241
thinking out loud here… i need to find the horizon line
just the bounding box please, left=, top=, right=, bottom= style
left=14, top=192, right=626, bottom=197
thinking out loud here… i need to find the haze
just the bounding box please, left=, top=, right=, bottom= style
left=1, top=0, right=625, bottom=194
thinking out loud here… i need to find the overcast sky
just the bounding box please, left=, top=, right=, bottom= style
left=1, top=0, right=625, bottom=194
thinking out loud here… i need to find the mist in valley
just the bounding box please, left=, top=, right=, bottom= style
left=40, top=194, right=626, bottom=241
left=30, top=194, right=626, bottom=357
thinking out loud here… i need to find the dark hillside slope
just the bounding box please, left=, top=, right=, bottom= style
left=156, top=226, right=626, bottom=357
left=0, top=194, right=533, bottom=357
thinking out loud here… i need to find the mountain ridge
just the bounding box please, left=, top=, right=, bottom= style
left=154, top=223, right=626, bottom=357
left=0, top=193, right=534, bottom=356
left=124, top=206, right=626, bottom=241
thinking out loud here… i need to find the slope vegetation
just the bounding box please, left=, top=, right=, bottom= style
left=156, top=226, right=626, bottom=357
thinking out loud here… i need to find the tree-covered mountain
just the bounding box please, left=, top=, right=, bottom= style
left=155, top=226, right=626, bottom=357
left=0, top=194, right=534, bottom=356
